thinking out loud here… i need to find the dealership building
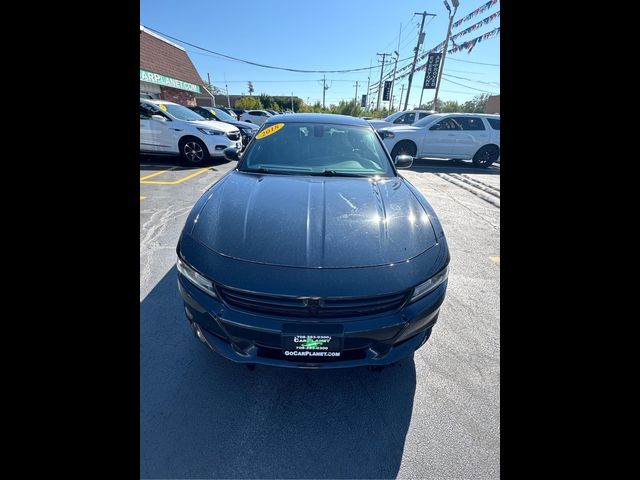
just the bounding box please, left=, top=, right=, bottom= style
left=140, top=25, right=213, bottom=106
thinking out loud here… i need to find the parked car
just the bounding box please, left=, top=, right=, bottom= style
left=177, top=113, right=450, bottom=369
left=214, top=106, right=238, bottom=120
left=379, top=113, right=500, bottom=168
left=239, top=109, right=272, bottom=126
left=188, top=106, right=260, bottom=147
left=231, top=108, right=246, bottom=119
left=265, top=109, right=282, bottom=116
left=368, top=110, right=436, bottom=130
left=140, top=98, right=243, bottom=164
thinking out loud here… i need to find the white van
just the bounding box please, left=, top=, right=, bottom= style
left=140, top=98, right=243, bottom=164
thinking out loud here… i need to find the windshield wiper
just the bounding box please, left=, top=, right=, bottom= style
left=241, top=167, right=298, bottom=175
left=314, top=170, right=369, bottom=177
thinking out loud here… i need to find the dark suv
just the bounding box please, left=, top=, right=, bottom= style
left=188, top=106, right=259, bottom=147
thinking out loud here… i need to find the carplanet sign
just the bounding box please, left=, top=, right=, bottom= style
left=140, top=69, right=201, bottom=93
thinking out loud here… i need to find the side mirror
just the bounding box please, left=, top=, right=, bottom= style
left=151, top=114, right=167, bottom=122
left=378, top=129, right=395, bottom=139
left=394, top=155, right=413, bottom=169
left=223, top=147, right=240, bottom=162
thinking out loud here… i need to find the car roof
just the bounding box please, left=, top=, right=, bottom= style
left=142, top=98, right=179, bottom=106
left=427, top=112, right=499, bottom=118
left=264, top=113, right=370, bottom=126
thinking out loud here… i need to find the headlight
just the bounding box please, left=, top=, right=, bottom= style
left=197, top=127, right=224, bottom=135
left=176, top=257, right=218, bottom=298
left=408, top=266, right=448, bottom=303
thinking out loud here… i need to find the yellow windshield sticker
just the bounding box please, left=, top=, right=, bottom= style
left=158, top=104, right=167, bottom=111
left=256, top=123, right=284, bottom=139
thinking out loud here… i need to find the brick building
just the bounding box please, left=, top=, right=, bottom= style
left=484, top=95, right=500, bottom=114
left=140, top=25, right=213, bottom=106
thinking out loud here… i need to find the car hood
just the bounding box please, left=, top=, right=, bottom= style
left=230, top=120, right=258, bottom=130
left=368, top=120, right=393, bottom=129
left=384, top=125, right=422, bottom=133
left=188, top=171, right=437, bottom=268
left=187, top=120, right=239, bottom=133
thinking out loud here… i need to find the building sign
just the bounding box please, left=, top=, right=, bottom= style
left=140, top=69, right=201, bottom=93
left=361, top=94, right=367, bottom=107
left=423, top=53, right=443, bottom=89
left=382, top=81, right=392, bottom=101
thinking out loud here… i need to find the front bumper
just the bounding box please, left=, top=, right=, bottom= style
left=178, top=274, right=445, bottom=369
left=202, top=136, right=243, bottom=157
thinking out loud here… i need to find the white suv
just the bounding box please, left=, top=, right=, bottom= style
left=140, top=98, right=243, bottom=164
left=381, top=113, right=500, bottom=168
left=239, top=110, right=272, bottom=126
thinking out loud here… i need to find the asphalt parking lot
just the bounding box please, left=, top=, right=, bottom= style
left=140, top=155, right=500, bottom=479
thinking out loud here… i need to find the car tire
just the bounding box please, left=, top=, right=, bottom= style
left=179, top=137, right=210, bottom=165
left=472, top=145, right=499, bottom=168
left=390, top=140, right=417, bottom=159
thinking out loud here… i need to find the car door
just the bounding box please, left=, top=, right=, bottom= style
left=420, top=117, right=462, bottom=157
left=140, top=103, right=157, bottom=152
left=148, top=106, right=179, bottom=153
left=454, top=116, right=488, bottom=158
left=486, top=117, right=500, bottom=146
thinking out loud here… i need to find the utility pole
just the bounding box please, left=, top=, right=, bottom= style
left=291, top=92, right=294, bottom=112
left=404, top=11, right=436, bottom=111
left=353, top=81, right=359, bottom=104
left=322, top=74, right=328, bottom=109
left=224, top=73, right=231, bottom=108
left=389, top=22, right=402, bottom=112
left=433, top=1, right=459, bottom=110
left=375, top=52, right=392, bottom=110
left=398, top=84, right=405, bottom=112
left=365, top=59, right=372, bottom=112
left=207, top=73, right=216, bottom=107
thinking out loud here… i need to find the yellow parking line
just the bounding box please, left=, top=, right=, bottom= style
left=489, top=256, right=500, bottom=265
left=140, top=166, right=177, bottom=181
left=140, top=167, right=211, bottom=185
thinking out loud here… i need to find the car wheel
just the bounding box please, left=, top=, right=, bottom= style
left=179, top=137, right=209, bottom=165
left=472, top=145, right=499, bottom=168
left=390, top=140, right=417, bottom=158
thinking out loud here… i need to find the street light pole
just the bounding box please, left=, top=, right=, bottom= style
left=433, top=1, right=459, bottom=110
left=404, top=11, right=435, bottom=111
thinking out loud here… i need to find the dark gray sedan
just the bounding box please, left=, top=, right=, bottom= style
left=177, top=113, right=449, bottom=369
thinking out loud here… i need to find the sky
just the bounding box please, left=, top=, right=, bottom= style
left=140, top=0, right=500, bottom=110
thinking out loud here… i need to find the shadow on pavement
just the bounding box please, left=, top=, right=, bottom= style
left=141, top=266, right=417, bottom=479
left=408, top=158, right=501, bottom=175
left=139, top=154, right=233, bottom=171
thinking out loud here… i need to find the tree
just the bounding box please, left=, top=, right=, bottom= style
left=247, top=81, right=254, bottom=96
left=235, top=96, right=263, bottom=110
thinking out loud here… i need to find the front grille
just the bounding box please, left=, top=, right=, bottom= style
left=216, top=285, right=409, bottom=318
left=226, top=131, right=241, bottom=141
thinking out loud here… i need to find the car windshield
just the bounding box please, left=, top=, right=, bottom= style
left=212, top=108, right=236, bottom=122
left=238, top=122, right=395, bottom=177
left=160, top=103, right=206, bottom=121
left=383, top=111, right=404, bottom=122
left=413, top=115, right=440, bottom=127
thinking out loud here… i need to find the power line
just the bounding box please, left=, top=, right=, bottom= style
left=146, top=26, right=383, bottom=73
left=441, top=77, right=498, bottom=94
left=447, top=57, right=500, bottom=66
left=443, top=74, right=500, bottom=86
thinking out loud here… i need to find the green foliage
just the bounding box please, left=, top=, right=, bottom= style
left=421, top=94, right=490, bottom=113
left=235, top=96, right=263, bottom=110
